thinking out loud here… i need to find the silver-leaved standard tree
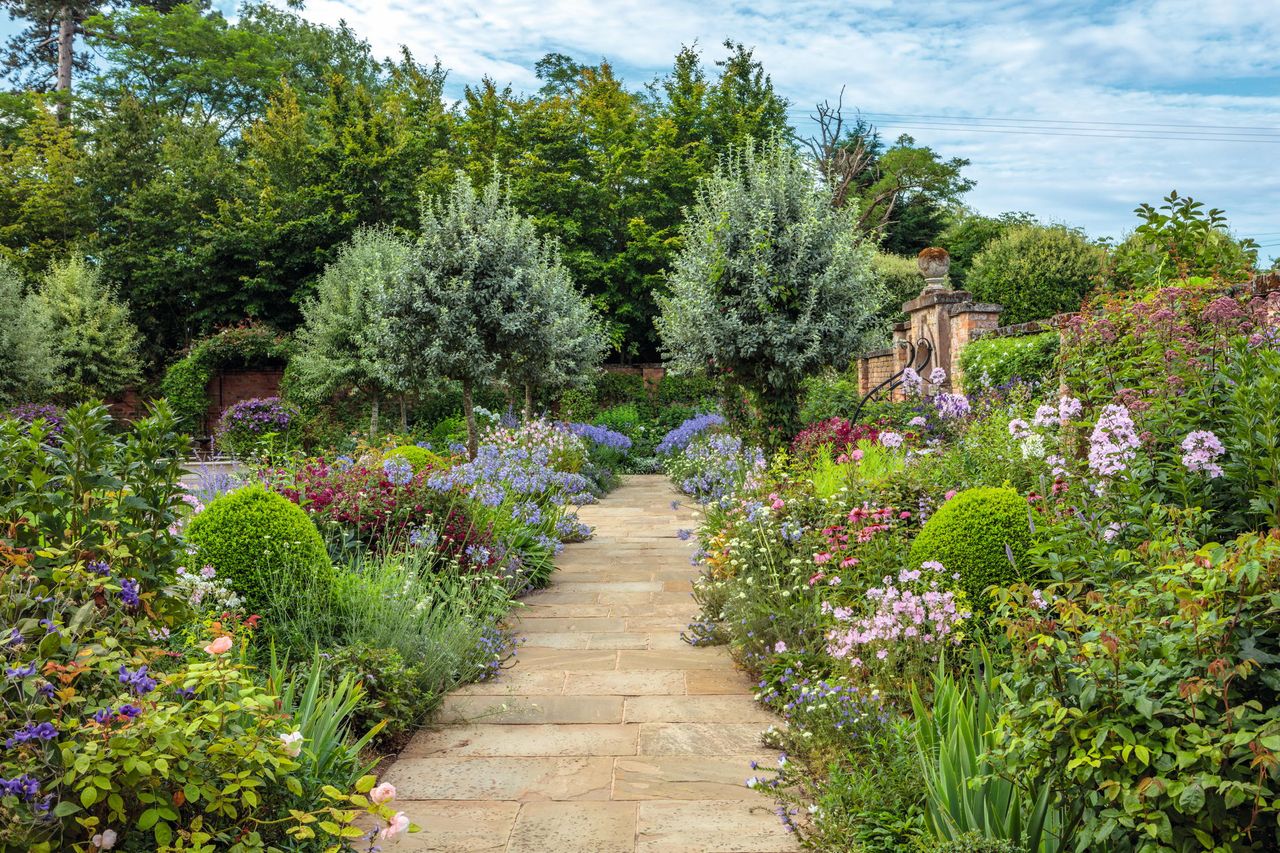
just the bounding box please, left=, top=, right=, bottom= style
left=657, top=140, right=884, bottom=444
left=291, top=227, right=413, bottom=441
left=383, top=171, right=582, bottom=457
left=497, top=251, right=608, bottom=418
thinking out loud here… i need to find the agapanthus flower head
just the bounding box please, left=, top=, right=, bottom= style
left=382, top=456, right=414, bottom=487
left=119, top=578, right=140, bottom=608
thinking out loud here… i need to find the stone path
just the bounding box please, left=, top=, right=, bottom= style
left=385, top=475, right=798, bottom=852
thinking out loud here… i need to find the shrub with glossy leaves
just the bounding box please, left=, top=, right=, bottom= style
left=184, top=484, right=332, bottom=615
left=908, top=486, right=1032, bottom=611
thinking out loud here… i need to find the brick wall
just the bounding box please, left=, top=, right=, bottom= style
left=204, top=368, right=285, bottom=437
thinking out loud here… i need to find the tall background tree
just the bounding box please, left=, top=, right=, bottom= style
left=657, top=140, right=884, bottom=443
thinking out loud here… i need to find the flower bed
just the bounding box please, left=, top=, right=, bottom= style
left=668, top=281, right=1280, bottom=850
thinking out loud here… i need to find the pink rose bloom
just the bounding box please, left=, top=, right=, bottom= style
left=380, top=811, right=411, bottom=840
left=370, top=782, right=397, bottom=804
left=851, top=449, right=864, bottom=461
left=204, top=636, right=233, bottom=655
left=944, top=489, right=957, bottom=501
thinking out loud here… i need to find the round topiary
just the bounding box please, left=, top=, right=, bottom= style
left=387, top=445, right=436, bottom=472
left=184, top=484, right=331, bottom=615
left=908, top=486, right=1032, bottom=611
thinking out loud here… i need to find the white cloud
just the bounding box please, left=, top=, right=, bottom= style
left=287, top=0, right=1280, bottom=248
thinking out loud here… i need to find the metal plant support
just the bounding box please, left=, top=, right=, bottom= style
left=850, top=337, right=935, bottom=424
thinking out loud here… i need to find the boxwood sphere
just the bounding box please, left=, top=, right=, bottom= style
left=387, top=444, right=435, bottom=472
left=908, top=486, right=1032, bottom=611
left=184, top=484, right=331, bottom=614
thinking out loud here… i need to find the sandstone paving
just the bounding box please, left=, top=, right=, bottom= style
left=392, top=475, right=798, bottom=852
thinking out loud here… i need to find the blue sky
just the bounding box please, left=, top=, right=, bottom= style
left=7, top=0, right=1280, bottom=254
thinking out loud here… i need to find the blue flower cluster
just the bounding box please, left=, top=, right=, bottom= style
left=565, top=423, right=633, bottom=451
left=428, top=444, right=589, bottom=505
left=0, top=774, right=40, bottom=801
left=675, top=433, right=765, bottom=505
left=5, top=720, right=57, bottom=747
left=118, top=664, right=157, bottom=695
left=382, top=456, right=414, bottom=486
left=657, top=413, right=726, bottom=456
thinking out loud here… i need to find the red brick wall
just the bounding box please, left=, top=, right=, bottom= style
left=204, top=368, right=285, bottom=436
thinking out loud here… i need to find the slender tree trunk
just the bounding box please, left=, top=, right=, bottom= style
left=523, top=382, right=533, bottom=421
left=399, top=395, right=408, bottom=433
left=462, top=379, right=478, bottom=460
left=369, top=397, right=379, bottom=445
left=55, top=6, right=75, bottom=123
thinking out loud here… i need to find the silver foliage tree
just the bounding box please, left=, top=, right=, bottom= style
left=291, top=226, right=413, bottom=441
left=382, top=171, right=586, bottom=457
left=657, top=139, right=883, bottom=443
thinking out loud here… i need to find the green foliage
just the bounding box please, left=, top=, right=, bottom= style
left=938, top=210, right=1039, bottom=289
left=958, top=333, right=1059, bottom=395
left=291, top=226, right=414, bottom=411
left=911, top=662, right=1064, bottom=851
left=0, top=257, right=59, bottom=404
left=799, top=367, right=862, bottom=425
left=966, top=225, right=1103, bottom=326
left=386, top=444, right=435, bottom=471
left=185, top=484, right=332, bottom=615
left=658, top=139, right=883, bottom=442
left=870, top=251, right=922, bottom=332
left=993, top=533, right=1280, bottom=850
left=929, top=835, right=1028, bottom=853
left=36, top=257, right=142, bottom=401
left=382, top=171, right=578, bottom=455
left=908, top=487, right=1032, bottom=611
left=161, top=323, right=293, bottom=433
left=0, top=102, right=94, bottom=280
left=1107, top=190, right=1257, bottom=289
left=0, top=401, right=188, bottom=587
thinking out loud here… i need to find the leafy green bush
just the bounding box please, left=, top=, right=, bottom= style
left=958, top=333, right=1059, bottom=395
left=911, top=664, right=1063, bottom=851
left=596, top=371, right=646, bottom=407
left=994, top=532, right=1280, bottom=850
left=387, top=444, right=435, bottom=471
left=1106, top=190, right=1257, bottom=289
left=967, top=225, right=1103, bottom=326
left=0, top=258, right=59, bottom=405
left=870, top=251, right=923, bottom=330
left=929, top=835, right=1028, bottom=853
left=908, top=486, right=1032, bottom=611
left=185, top=484, right=332, bottom=614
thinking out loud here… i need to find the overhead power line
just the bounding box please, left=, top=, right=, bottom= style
left=785, top=109, right=1280, bottom=144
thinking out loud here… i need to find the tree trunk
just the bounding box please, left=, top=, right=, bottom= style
left=369, top=397, right=379, bottom=445
left=523, top=382, right=533, bottom=421
left=399, top=395, right=408, bottom=433
left=462, top=379, right=478, bottom=460
left=55, top=6, right=75, bottom=123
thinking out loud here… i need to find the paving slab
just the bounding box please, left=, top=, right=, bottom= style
left=389, top=475, right=793, bottom=852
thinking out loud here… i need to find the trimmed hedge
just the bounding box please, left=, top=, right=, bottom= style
left=386, top=444, right=436, bottom=471
left=908, top=486, right=1032, bottom=612
left=958, top=333, right=1059, bottom=395
left=185, top=484, right=332, bottom=614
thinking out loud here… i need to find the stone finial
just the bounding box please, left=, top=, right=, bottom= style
left=917, top=247, right=951, bottom=293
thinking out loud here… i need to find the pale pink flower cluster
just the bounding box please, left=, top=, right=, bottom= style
left=880, top=431, right=904, bottom=449
left=823, top=562, right=969, bottom=664
left=901, top=367, right=922, bottom=394
left=1033, top=404, right=1058, bottom=428
left=929, top=367, right=948, bottom=385
left=1181, top=430, right=1225, bottom=478
left=1058, top=396, right=1083, bottom=421
left=1007, top=418, right=1033, bottom=440
left=1088, top=404, right=1140, bottom=477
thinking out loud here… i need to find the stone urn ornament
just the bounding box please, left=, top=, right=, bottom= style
left=917, top=247, right=951, bottom=293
